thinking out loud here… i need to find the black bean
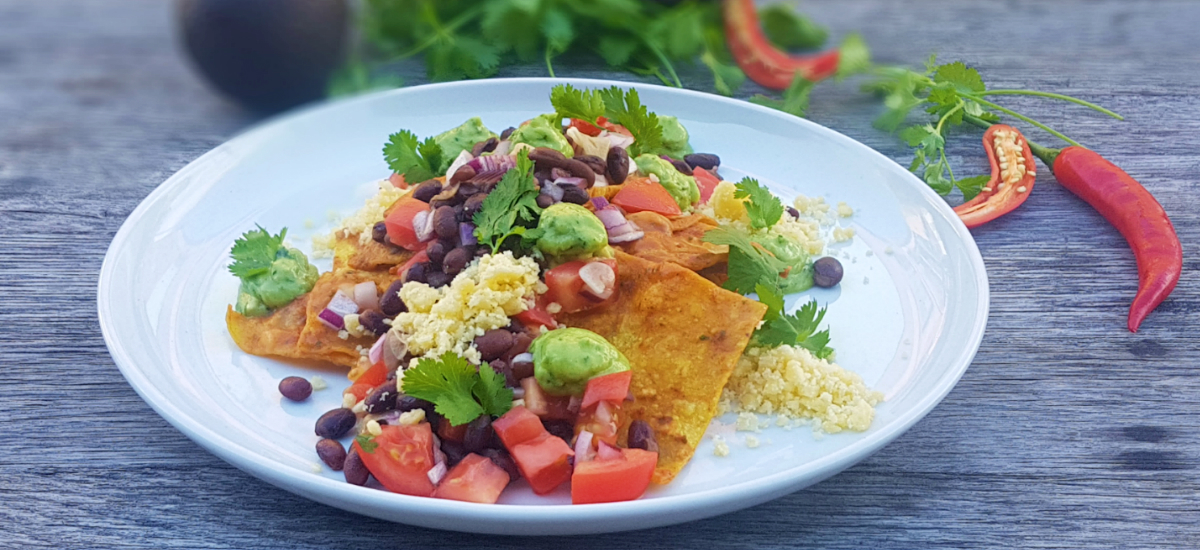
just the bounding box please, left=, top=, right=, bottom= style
left=462, top=415, right=494, bottom=453
left=471, top=137, right=499, bottom=157
left=457, top=182, right=481, bottom=198
left=379, top=280, right=406, bottom=316
left=425, top=240, right=447, bottom=265
left=364, top=383, right=399, bottom=414
left=480, top=448, right=520, bottom=482
left=474, top=329, right=514, bottom=362
left=412, top=179, right=443, bottom=203
left=397, top=395, right=435, bottom=416
left=491, top=359, right=516, bottom=387
left=442, top=247, right=470, bottom=276
left=278, top=376, right=312, bottom=402
left=499, top=126, right=516, bottom=140
left=543, top=419, right=574, bottom=443
left=425, top=270, right=451, bottom=288
left=343, top=448, right=370, bottom=486
left=575, top=154, right=607, bottom=176
left=441, top=439, right=468, bottom=467
left=358, top=310, right=388, bottom=336
left=813, top=257, right=844, bottom=288
left=403, top=261, right=427, bottom=284
left=449, top=165, right=476, bottom=185
left=560, top=184, right=589, bottom=205
left=314, top=408, right=356, bottom=439
left=535, top=193, right=555, bottom=208
left=510, top=352, right=534, bottom=381
left=504, top=332, right=533, bottom=362
left=627, top=420, right=659, bottom=453
left=606, top=147, right=630, bottom=184
left=664, top=156, right=693, bottom=176
left=316, top=438, right=347, bottom=471
left=463, top=193, right=487, bottom=217
left=370, top=221, right=389, bottom=245
left=432, top=206, right=458, bottom=240
left=684, top=153, right=720, bottom=171
left=786, top=206, right=801, bottom=219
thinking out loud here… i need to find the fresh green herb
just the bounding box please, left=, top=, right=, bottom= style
left=751, top=284, right=834, bottom=359
left=733, top=177, right=785, bottom=230
left=354, top=433, right=379, bottom=454
left=702, top=226, right=794, bottom=296
left=760, top=3, right=829, bottom=50
left=599, top=87, right=664, bottom=157
left=401, top=351, right=513, bottom=426
left=750, top=74, right=814, bottom=119
left=550, top=83, right=606, bottom=123
left=228, top=225, right=287, bottom=279
left=472, top=149, right=541, bottom=254
left=383, top=130, right=446, bottom=183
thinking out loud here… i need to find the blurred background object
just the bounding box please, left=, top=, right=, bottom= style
left=177, top=0, right=348, bottom=112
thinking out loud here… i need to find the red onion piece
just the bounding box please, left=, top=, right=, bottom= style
left=594, top=400, right=614, bottom=426
left=553, top=177, right=586, bottom=188
left=493, top=140, right=513, bottom=157
left=326, top=290, right=358, bottom=316
left=466, top=154, right=517, bottom=184
left=445, top=150, right=474, bottom=182
left=459, top=222, right=478, bottom=247
left=382, top=331, right=407, bottom=370
left=413, top=209, right=435, bottom=243
left=606, top=132, right=634, bottom=150
left=593, top=204, right=645, bottom=244
left=368, top=334, right=385, bottom=364
left=353, top=282, right=379, bottom=312
left=579, top=261, right=616, bottom=300
left=426, top=461, right=448, bottom=485
left=591, top=197, right=611, bottom=210
left=568, top=395, right=583, bottom=414
left=594, top=207, right=626, bottom=230
left=574, top=430, right=596, bottom=463
left=608, top=228, right=645, bottom=244
left=317, top=308, right=345, bottom=330
left=542, top=184, right=564, bottom=202
left=596, top=440, right=622, bottom=461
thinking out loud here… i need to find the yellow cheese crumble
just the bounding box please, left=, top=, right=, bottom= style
left=312, top=179, right=410, bottom=256
left=720, top=344, right=883, bottom=434
left=389, top=252, right=544, bottom=367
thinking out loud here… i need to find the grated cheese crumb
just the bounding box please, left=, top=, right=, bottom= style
left=312, top=179, right=410, bottom=256
left=832, top=226, right=856, bottom=242
left=365, top=420, right=383, bottom=436
left=310, top=376, right=328, bottom=391
left=397, top=409, right=426, bottom=426
left=342, top=393, right=357, bottom=408
left=713, top=436, right=730, bottom=457
left=735, top=412, right=763, bottom=432
left=745, top=434, right=760, bottom=448
left=836, top=202, right=854, bottom=217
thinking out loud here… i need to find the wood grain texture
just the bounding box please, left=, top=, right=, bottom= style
left=2, top=0, right=1198, bottom=548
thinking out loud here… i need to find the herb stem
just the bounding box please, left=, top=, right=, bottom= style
left=389, top=4, right=483, bottom=61
left=978, top=90, right=1123, bottom=120
left=970, top=97, right=1082, bottom=147
left=545, top=45, right=557, bottom=78
left=643, top=40, right=682, bottom=87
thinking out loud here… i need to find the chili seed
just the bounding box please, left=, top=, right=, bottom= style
left=370, top=221, right=389, bottom=245
left=560, top=184, right=589, bottom=205
left=403, top=262, right=427, bottom=284
left=462, top=415, right=494, bottom=453
left=627, top=420, right=659, bottom=453
left=813, top=257, right=844, bottom=288
left=278, top=376, right=312, bottom=402
left=379, top=280, right=406, bottom=316
left=412, top=179, right=443, bottom=203
left=316, top=438, right=347, bottom=471
left=425, top=240, right=447, bottom=265
left=364, top=384, right=399, bottom=414
left=481, top=448, right=520, bottom=482
left=425, top=269, right=451, bottom=288
left=343, top=448, right=370, bottom=486
left=442, top=247, right=470, bottom=276
left=358, top=310, right=388, bottom=336
left=684, top=153, right=720, bottom=171
left=606, top=147, right=630, bottom=184
left=543, top=419, right=574, bottom=443
left=314, top=408, right=356, bottom=439
left=432, top=206, right=458, bottom=240
left=474, top=329, right=514, bottom=362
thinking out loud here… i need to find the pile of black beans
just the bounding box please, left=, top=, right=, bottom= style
left=371, top=178, right=485, bottom=289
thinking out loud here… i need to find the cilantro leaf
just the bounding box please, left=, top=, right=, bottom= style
left=759, top=4, right=828, bottom=50
left=473, top=149, right=541, bottom=254
left=934, top=61, right=986, bottom=94
left=700, top=26, right=745, bottom=97
left=750, top=73, right=814, bottom=118
left=383, top=130, right=445, bottom=182
left=354, top=433, right=379, bottom=454
left=597, top=35, right=639, bottom=67
left=550, top=84, right=605, bottom=124
left=733, top=177, right=785, bottom=230
left=599, top=87, right=665, bottom=157
left=751, top=284, right=835, bottom=359
left=835, top=33, right=871, bottom=79
left=473, top=363, right=514, bottom=417
left=955, top=175, right=990, bottom=201
left=401, top=352, right=486, bottom=426
left=702, top=227, right=792, bottom=295
left=229, top=225, right=286, bottom=279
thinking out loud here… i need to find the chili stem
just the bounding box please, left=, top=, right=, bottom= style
left=970, top=98, right=1081, bottom=147
left=979, top=90, right=1123, bottom=120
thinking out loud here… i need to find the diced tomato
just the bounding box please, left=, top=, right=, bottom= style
left=543, top=259, right=619, bottom=314
left=612, top=178, right=683, bottom=217
left=353, top=423, right=437, bottom=497
left=521, top=377, right=575, bottom=421
left=388, top=173, right=409, bottom=189
left=344, top=382, right=372, bottom=403
left=514, top=303, right=557, bottom=331
left=693, top=167, right=721, bottom=204
left=570, top=448, right=658, bottom=504
left=581, top=370, right=632, bottom=410
left=509, top=433, right=575, bottom=495
left=384, top=196, right=432, bottom=251
left=353, top=360, right=389, bottom=387
left=433, top=453, right=511, bottom=504
left=493, top=406, right=546, bottom=448
left=597, top=116, right=631, bottom=137
left=568, top=118, right=603, bottom=137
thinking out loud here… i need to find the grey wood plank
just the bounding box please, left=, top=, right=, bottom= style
left=1, top=0, right=1198, bottom=548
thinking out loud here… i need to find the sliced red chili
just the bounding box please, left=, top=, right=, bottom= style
left=953, top=124, right=1036, bottom=228
left=723, top=0, right=841, bottom=90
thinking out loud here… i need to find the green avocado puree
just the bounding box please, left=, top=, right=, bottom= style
left=634, top=154, right=700, bottom=211
left=533, top=203, right=608, bottom=260
left=658, top=115, right=693, bottom=159
left=531, top=328, right=631, bottom=396
left=752, top=233, right=813, bottom=293
left=510, top=114, right=573, bottom=157
left=433, top=117, right=498, bottom=173
left=234, top=247, right=319, bottom=317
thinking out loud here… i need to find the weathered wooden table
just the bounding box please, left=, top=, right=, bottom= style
left=2, top=0, right=1197, bottom=547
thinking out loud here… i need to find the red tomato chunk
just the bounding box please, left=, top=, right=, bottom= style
left=571, top=448, right=658, bottom=504
left=353, top=423, right=437, bottom=497
left=433, top=453, right=511, bottom=504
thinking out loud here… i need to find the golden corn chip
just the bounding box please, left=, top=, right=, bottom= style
left=295, top=269, right=399, bottom=368
left=226, top=295, right=312, bottom=360
left=617, top=212, right=728, bottom=273
left=332, top=232, right=413, bottom=272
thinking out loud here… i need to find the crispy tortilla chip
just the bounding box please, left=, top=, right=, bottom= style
left=332, top=232, right=413, bottom=272
left=588, top=185, right=623, bottom=202
left=618, top=212, right=728, bottom=273
left=560, top=251, right=767, bottom=484
left=296, top=269, right=399, bottom=368
left=226, top=295, right=313, bottom=360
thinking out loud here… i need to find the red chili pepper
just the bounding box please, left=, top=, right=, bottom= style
left=954, top=124, right=1036, bottom=228
left=1028, top=142, right=1182, bottom=332
left=723, top=0, right=840, bottom=90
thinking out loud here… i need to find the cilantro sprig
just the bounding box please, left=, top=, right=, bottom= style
left=702, top=226, right=794, bottom=296
left=472, top=149, right=541, bottom=254
left=383, top=129, right=445, bottom=183
left=752, top=284, right=834, bottom=359
left=733, top=177, right=785, bottom=230
left=400, top=351, right=513, bottom=427
left=229, top=225, right=287, bottom=280
left=548, top=85, right=665, bottom=157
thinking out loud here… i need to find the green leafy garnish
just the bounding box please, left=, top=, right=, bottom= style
left=733, top=177, right=785, bottom=230
left=548, top=85, right=668, bottom=157
left=760, top=4, right=828, bottom=50
left=229, top=225, right=287, bottom=279
left=383, top=130, right=445, bottom=183
left=550, top=83, right=606, bottom=123
left=401, top=351, right=513, bottom=426
left=751, top=284, right=834, bottom=359
left=472, top=149, right=541, bottom=254
left=355, top=433, right=379, bottom=454
left=702, top=227, right=794, bottom=296
left=750, top=74, right=814, bottom=118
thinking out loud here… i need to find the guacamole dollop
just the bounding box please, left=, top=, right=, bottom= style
left=533, top=203, right=608, bottom=260
left=634, top=154, right=700, bottom=211
left=433, top=117, right=498, bottom=173
left=531, top=328, right=631, bottom=396
left=658, top=115, right=693, bottom=159
left=510, top=114, right=573, bottom=157
left=752, top=233, right=813, bottom=293
left=234, top=247, right=319, bottom=317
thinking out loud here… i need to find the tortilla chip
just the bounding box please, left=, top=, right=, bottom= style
left=226, top=295, right=313, bottom=360
left=560, top=251, right=767, bottom=484
left=332, top=232, right=413, bottom=272
left=296, top=269, right=400, bottom=368
left=588, top=185, right=623, bottom=202
left=618, top=212, right=728, bottom=273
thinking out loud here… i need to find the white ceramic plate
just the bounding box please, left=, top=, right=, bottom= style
left=98, top=78, right=988, bottom=535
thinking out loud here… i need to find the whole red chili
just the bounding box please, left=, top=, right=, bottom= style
left=1028, top=142, right=1182, bottom=332
left=954, top=124, right=1037, bottom=228
left=723, top=0, right=840, bottom=89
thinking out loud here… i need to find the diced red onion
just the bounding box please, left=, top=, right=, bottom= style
left=594, top=207, right=626, bottom=230
left=568, top=395, right=583, bottom=414
left=542, top=184, right=564, bottom=202
left=459, top=222, right=478, bottom=247
left=353, top=282, right=379, bottom=312
left=609, top=229, right=645, bottom=244
left=427, top=461, right=448, bottom=485
left=511, top=386, right=526, bottom=399
left=596, top=440, right=622, bottom=461
left=591, top=197, right=610, bottom=210
left=579, top=261, right=616, bottom=300
left=593, top=203, right=645, bottom=244
left=594, top=400, right=614, bottom=426
left=326, top=290, right=358, bottom=316
left=593, top=173, right=609, bottom=187
left=368, top=334, right=386, bottom=364
left=553, top=177, right=586, bottom=188
left=466, top=154, right=517, bottom=184
left=382, top=331, right=407, bottom=370
left=445, top=150, right=473, bottom=182
left=317, top=308, right=345, bottom=330
left=493, top=140, right=513, bottom=157
left=605, top=132, right=634, bottom=150
left=413, top=209, right=435, bottom=243
left=432, top=435, right=447, bottom=465
left=574, top=430, right=596, bottom=463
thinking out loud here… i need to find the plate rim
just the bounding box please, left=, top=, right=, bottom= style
left=97, top=77, right=989, bottom=529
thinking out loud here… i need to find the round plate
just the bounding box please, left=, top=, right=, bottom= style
left=98, top=78, right=988, bottom=535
